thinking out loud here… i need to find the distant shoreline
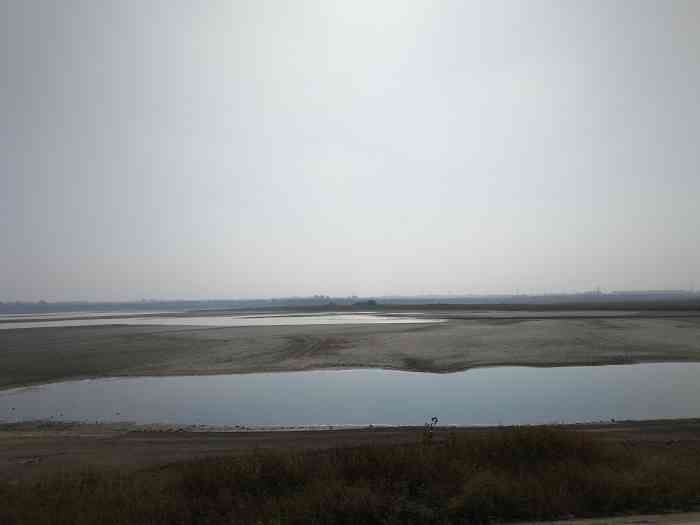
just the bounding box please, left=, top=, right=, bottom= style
left=2, top=295, right=700, bottom=316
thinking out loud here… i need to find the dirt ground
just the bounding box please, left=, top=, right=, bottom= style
left=524, top=512, right=700, bottom=524
left=3, top=314, right=700, bottom=390
left=1, top=418, right=699, bottom=482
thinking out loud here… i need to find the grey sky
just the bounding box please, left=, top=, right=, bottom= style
left=2, top=1, right=699, bottom=301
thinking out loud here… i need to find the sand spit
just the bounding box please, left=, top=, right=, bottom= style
left=2, top=315, right=700, bottom=390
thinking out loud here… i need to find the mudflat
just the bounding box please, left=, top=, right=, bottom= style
left=2, top=314, right=700, bottom=390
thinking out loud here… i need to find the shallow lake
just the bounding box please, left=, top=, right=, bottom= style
left=1, top=363, right=698, bottom=427
left=0, top=313, right=440, bottom=330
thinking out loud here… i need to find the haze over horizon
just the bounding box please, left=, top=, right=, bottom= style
left=2, top=1, right=699, bottom=302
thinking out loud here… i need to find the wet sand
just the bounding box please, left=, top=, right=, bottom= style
left=2, top=314, right=700, bottom=390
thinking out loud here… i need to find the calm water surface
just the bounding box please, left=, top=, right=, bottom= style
left=0, top=311, right=177, bottom=322
left=1, top=363, right=698, bottom=427
left=0, top=313, right=440, bottom=330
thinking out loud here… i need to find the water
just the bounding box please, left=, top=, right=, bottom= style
left=435, top=310, right=638, bottom=318
left=1, top=363, right=698, bottom=427
left=0, top=311, right=176, bottom=321
left=0, top=313, right=441, bottom=330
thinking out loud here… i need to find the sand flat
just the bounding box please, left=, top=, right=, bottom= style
left=2, top=314, right=700, bottom=390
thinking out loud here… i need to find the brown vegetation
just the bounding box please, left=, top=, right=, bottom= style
left=2, top=426, right=700, bottom=524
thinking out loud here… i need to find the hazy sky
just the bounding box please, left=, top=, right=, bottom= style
left=2, top=1, right=699, bottom=301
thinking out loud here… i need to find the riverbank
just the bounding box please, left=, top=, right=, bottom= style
left=2, top=314, right=700, bottom=390
left=2, top=418, right=699, bottom=482
left=2, top=420, right=700, bottom=524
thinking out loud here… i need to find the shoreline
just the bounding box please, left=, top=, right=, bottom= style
left=3, top=417, right=700, bottom=482
left=3, top=415, right=700, bottom=434
left=3, top=356, right=700, bottom=393
left=2, top=308, right=700, bottom=329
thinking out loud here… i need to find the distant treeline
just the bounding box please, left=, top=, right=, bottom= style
left=2, top=291, right=700, bottom=314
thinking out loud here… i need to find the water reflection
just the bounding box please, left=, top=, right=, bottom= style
left=0, top=313, right=441, bottom=330
left=1, top=363, right=698, bottom=427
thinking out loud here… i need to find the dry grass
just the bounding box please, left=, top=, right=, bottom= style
left=2, top=426, right=700, bottom=524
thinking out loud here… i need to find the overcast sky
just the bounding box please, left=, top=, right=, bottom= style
left=2, top=1, right=699, bottom=301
